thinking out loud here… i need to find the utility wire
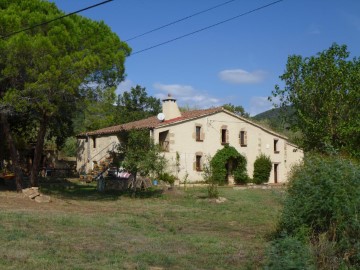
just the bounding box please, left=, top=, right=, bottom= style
left=131, top=0, right=284, bottom=56
left=125, top=0, right=238, bottom=42
left=1, top=0, right=113, bottom=39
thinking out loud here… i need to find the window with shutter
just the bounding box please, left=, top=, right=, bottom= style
left=195, top=126, right=203, bottom=141
left=240, top=131, right=247, bottom=147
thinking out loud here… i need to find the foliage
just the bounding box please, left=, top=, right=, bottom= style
left=210, top=144, right=247, bottom=185
left=276, top=154, right=360, bottom=268
left=116, top=129, right=167, bottom=181
left=253, top=154, right=272, bottom=184
left=202, top=156, right=219, bottom=198
left=115, top=85, right=161, bottom=124
left=74, top=87, right=117, bottom=133
left=222, top=103, right=249, bottom=118
left=271, top=43, right=360, bottom=159
left=0, top=0, right=131, bottom=187
left=60, top=137, right=77, bottom=157
left=265, top=236, right=315, bottom=270
left=158, top=172, right=176, bottom=185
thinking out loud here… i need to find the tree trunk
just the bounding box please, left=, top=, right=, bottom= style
left=0, top=113, right=23, bottom=191
left=30, top=115, right=48, bottom=187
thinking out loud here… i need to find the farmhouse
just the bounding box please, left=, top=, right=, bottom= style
left=76, top=95, right=303, bottom=183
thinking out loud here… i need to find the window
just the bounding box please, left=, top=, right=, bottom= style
left=221, top=128, right=228, bottom=144
left=195, top=155, right=203, bottom=171
left=274, top=139, right=279, bottom=153
left=159, top=130, right=169, bottom=152
left=92, top=137, right=96, bottom=148
left=240, top=131, right=247, bottom=147
left=196, top=126, right=202, bottom=141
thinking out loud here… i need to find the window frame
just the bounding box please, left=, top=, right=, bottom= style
left=195, top=155, right=203, bottom=171
left=240, top=130, right=247, bottom=147
left=195, top=125, right=202, bottom=142
left=221, top=128, right=228, bottom=145
left=274, top=139, right=280, bottom=153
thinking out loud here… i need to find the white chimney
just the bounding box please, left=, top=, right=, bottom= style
left=162, top=94, right=181, bottom=120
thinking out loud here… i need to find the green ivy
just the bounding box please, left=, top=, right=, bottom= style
left=210, top=144, right=248, bottom=185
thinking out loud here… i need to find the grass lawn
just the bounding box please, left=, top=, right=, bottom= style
left=0, top=180, right=284, bottom=269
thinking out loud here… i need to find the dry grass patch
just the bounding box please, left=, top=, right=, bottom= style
left=0, top=181, right=283, bottom=269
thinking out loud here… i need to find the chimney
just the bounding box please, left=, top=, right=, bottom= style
left=162, top=94, right=181, bottom=120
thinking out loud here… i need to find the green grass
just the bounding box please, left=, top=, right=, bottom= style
left=0, top=181, right=284, bottom=269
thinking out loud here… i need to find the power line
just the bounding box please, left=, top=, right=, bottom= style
left=131, top=0, right=284, bottom=56
left=125, top=0, right=238, bottom=42
left=1, top=0, right=114, bottom=39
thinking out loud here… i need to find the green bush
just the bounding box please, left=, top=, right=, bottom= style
left=253, top=154, right=272, bottom=184
left=265, top=236, right=315, bottom=270
left=210, top=144, right=247, bottom=185
left=158, top=172, right=176, bottom=185
left=276, top=155, right=360, bottom=268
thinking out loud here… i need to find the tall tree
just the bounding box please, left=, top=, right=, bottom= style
left=115, top=85, right=161, bottom=124
left=0, top=0, right=131, bottom=189
left=271, top=43, right=360, bottom=158
left=74, top=86, right=117, bottom=133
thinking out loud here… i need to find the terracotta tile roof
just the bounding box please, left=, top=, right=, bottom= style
left=77, top=107, right=223, bottom=137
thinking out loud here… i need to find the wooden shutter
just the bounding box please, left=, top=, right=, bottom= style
left=226, top=129, right=229, bottom=144
left=200, top=131, right=205, bottom=141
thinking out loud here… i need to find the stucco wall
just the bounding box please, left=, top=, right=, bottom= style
left=76, top=135, right=119, bottom=173
left=153, top=111, right=303, bottom=183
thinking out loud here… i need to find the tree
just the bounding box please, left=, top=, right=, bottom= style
left=0, top=0, right=131, bottom=189
left=222, top=103, right=249, bottom=118
left=74, top=86, right=117, bottom=133
left=271, top=43, right=360, bottom=158
left=116, top=129, right=167, bottom=194
left=115, top=85, right=161, bottom=124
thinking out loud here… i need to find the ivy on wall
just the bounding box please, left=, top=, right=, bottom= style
left=210, top=144, right=248, bottom=185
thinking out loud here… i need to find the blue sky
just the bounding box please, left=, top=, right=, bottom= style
left=51, top=0, right=360, bottom=115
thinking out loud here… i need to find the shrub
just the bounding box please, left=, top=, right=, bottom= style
left=210, top=144, right=247, bottom=185
left=158, top=173, right=176, bottom=185
left=276, top=154, right=360, bottom=268
left=265, top=236, right=315, bottom=270
left=253, top=154, right=272, bottom=184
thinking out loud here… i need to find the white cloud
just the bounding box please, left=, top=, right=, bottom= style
left=116, top=79, right=134, bottom=95
left=153, top=83, right=221, bottom=109
left=218, top=69, right=267, bottom=84
left=249, top=96, right=278, bottom=116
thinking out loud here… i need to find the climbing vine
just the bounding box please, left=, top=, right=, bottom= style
left=210, top=144, right=248, bottom=185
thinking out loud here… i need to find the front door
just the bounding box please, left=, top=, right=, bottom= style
left=274, top=163, right=279, bottom=183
